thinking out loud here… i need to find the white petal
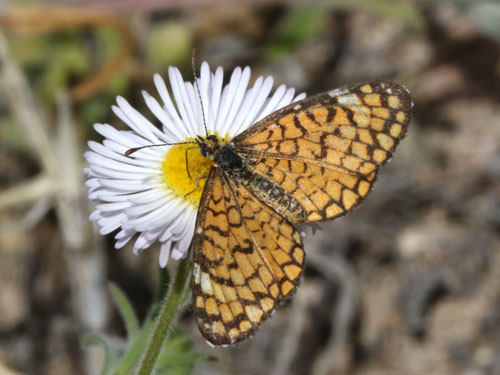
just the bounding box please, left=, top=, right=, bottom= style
left=124, top=199, right=180, bottom=232
left=216, top=66, right=242, bottom=131
left=102, top=139, right=165, bottom=161
left=86, top=178, right=100, bottom=188
left=99, top=213, right=126, bottom=235
left=114, top=97, right=161, bottom=142
left=90, top=165, right=154, bottom=180
left=89, top=211, right=101, bottom=221
left=232, top=76, right=264, bottom=134
left=125, top=195, right=174, bottom=217
left=115, top=229, right=136, bottom=249
left=169, top=67, right=197, bottom=136
left=99, top=179, right=160, bottom=191
left=219, top=66, right=250, bottom=135
left=243, top=76, right=274, bottom=128
left=85, top=152, right=160, bottom=175
left=97, top=202, right=131, bottom=212
left=127, top=188, right=166, bottom=204
left=258, top=83, right=287, bottom=121
left=208, top=66, right=224, bottom=133
left=92, top=192, right=131, bottom=202
left=142, top=90, right=184, bottom=142
left=154, top=74, right=191, bottom=140
left=88, top=141, right=158, bottom=168
left=294, top=92, right=307, bottom=102
left=199, top=62, right=215, bottom=133
left=276, top=87, right=296, bottom=110
left=159, top=240, right=172, bottom=268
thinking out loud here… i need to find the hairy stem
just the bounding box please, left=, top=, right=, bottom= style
left=137, top=258, right=192, bottom=375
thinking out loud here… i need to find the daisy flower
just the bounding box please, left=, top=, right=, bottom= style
left=84, top=62, right=306, bottom=267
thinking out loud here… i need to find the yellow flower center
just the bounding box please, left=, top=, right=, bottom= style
left=161, top=135, right=225, bottom=207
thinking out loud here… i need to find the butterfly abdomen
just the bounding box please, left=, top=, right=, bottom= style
left=215, top=144, right=307, bottom=223
left=243, top=171, right=307, bottom=223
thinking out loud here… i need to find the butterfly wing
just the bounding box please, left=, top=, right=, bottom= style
left=192, top=167, right=304, bottom=346
left=233, top=81, right=412, bottom=222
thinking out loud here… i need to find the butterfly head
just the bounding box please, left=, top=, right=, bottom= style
left=197, top=134, right=222, bottom=160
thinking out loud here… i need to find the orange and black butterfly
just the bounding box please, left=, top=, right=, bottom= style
left=189, top=81, right=412, bottom=346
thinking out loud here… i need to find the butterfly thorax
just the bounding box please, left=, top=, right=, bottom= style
left=215, top=146, right=244, bottom=170
left=198, top=134, right=243, bottom=169
left=197, top=135, right=307, bottom=223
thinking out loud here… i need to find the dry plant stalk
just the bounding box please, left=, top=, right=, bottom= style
left=0, top=6, right=135, bottom=101
left=0, top=31, right=109, bottom=374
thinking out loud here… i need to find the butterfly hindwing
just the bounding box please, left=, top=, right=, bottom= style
left=192, top=167, right=304, bottom=346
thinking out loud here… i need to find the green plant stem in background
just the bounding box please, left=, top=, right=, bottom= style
left=137, top=258, right=193, bottom=375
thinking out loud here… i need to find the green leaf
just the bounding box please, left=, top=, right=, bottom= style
left=96, top=27, right=122, bottom=61
left=81, top=333, right=118, bottom=375
left=265, top=7, right=329, bottom=59
left=154, top=332, right=215, bottom=375
left=350, top=0, right=424, bottom=30
left=108, top=282, right=140, bottom=340
left=113, top=318, right=156, bottom=375
left=146, top=21, right=194, bottom=71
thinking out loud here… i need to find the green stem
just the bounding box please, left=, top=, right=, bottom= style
left=137, top=258, right=193, bottom=375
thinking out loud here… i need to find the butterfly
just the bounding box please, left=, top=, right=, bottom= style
left=189, top=80, right=412, bottom=346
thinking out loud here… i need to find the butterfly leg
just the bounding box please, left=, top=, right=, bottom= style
left=185, top=146, right=201, bottom=180
left=184, top=174, right=208, bottom=197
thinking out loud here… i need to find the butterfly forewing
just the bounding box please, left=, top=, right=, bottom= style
left=233, top=81, right=412, bottom=222
left=192, top=167, right=304, bottom=346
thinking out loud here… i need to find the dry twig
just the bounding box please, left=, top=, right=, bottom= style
left=0, top=31, right=109, bottom=374
left=308, top=251, right=358, bottom=375
left=0, top=7, right=135, bottom=101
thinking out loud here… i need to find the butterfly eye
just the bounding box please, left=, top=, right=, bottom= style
left=207, top=134, right=218, bottom=141
left=200, top=145, right=208, bottom=157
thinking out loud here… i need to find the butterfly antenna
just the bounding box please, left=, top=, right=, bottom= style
left=125, top=142, right=197, bottom=157
left=192, top=49, right=209, bottom=137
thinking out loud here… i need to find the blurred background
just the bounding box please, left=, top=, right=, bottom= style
left=0, top=0, right=499, bottom=374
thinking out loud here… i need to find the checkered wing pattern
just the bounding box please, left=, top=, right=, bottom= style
left=192, top=167, right=304, bottom=346
left=192, top=80, right=412, bottom=346
left=234, top=81, right=412, bottom=222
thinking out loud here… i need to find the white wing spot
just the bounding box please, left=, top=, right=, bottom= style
left=245, top=305, right=263, bottom=323
left=201, top=271, right=213, bottom=295
left=337, top=94, right=361, bottom=105
left=328, top=88, right=349, bottom=98
left=205, top=340, right=215, bottom=348
left=193, top=263, right=201, bottom=283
